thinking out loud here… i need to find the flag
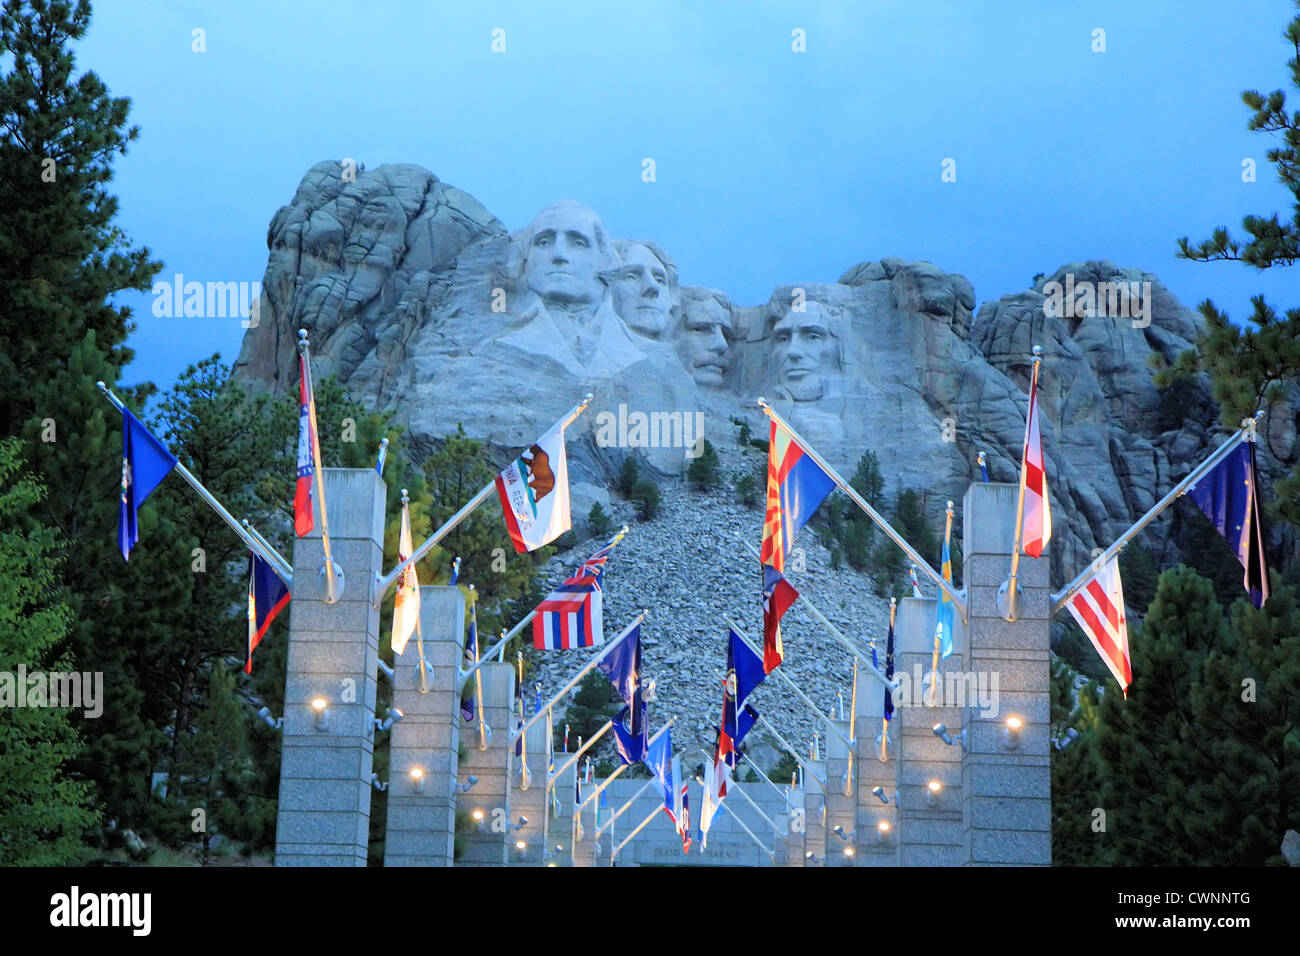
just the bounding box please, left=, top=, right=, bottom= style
left=534, top=683, right=542, bottom=716
left=375, top=437, right=388, bottom=475
left=761, top=566, right=798, bottom=673
left=390, top=500, right=421, bottom=656
left=727, top=628, right=766, bottom=713
left=547, top=710, right=561, bottom=816
left=532, top=573, right=603, bottom=649
left=245, top=551, right=289, bottom=674
left=294, top=352, right=316, bottom=537
left=514, top=657, right=525, bottom=758
left=760, top=419, right=835, bottom=573
left=1186, top=442, right=1271, bottom=608
left=700, top=754, right=727, bottom=846
left=459, top=601, right=478, bottom=722
left=611, top=699, right=648, bottom=765
left=937, top=529, right=955, bottom=659
left=1065, top=554, right=1132, bottom=697
left=448, top=556, right=459, bottom=586
left=647, top=728, right=674, bottom=813
left=595, top=623, right=642, bottom=708
left=677, top=776, right=691, bottom=854
left=719, top=703, right=759, bottom=765
left=909, top=565, right=923, bottom=599
left=883, top=615, right=896, bottom=721
left=496, top=422, right=571, bottom=553
left=978, top=451, right=989, bottom=482
left=564, top=724, right=570, bottom=752
left=117, top=406, right=177, bottom=561
left=1019, top=367, right=1052, bottom=557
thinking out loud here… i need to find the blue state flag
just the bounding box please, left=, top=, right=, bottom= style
left=727, top=628, right=766, bottom=711
left=596, top=623, right=642, bottom=707
left=118, top=406, right=178, bottom=561
left=646, top=727, right=674, bottom=811
left=937, top=534, right=955, bottom=658
left=884, top=617, right=896, bottom=721
left=1187, top=442, right=1271, bottom=608
left=611, top=700, right=648, bottom=765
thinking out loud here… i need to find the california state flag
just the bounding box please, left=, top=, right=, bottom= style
left=1020, top=369, right=1052, bottom=557
left=1064, top=554, right=1131, bottom=696
left=496, top=423, right=571, bottom=553
left=391, top=501, right=420, bottom=656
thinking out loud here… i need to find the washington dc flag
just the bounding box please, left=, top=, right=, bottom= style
left=1064, top=554, right=1132, bottom=696
left=1019, top=364, right=1052, bottom=557
left=760, top=419, right=835, bottom=573
left=496, top=423, right=572, bottom=553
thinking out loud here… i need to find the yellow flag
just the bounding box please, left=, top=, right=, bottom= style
left=391, top=501, right=420, bottom=655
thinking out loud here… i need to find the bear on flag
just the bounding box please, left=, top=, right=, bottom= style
left=496, top=423, right=571, bottom=553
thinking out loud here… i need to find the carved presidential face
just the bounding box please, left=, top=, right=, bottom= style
left=522, top=205, right=606, bottom=307
left=772, top=303, right=832, bottom=401
left=614, top=243, right=675, bottom=339
left=676, top=295, right=731, bottom=387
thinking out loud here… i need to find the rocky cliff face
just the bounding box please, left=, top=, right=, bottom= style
left=234, top=161, right=1298, bottom=590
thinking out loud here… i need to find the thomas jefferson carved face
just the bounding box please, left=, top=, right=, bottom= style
left=676, top=293, right=731, bottom=387
left=522, top=204, right=608, bottom=308
left=772, top=302, right=832, bottom=401
left=613, top=241, right=676, bottom=339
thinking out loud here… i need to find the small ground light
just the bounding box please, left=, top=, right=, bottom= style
left=1003, top=716, right=1023, bottom=750
left=409, top=767, right=425, bottom=792
left=311, top=697, right=329, bottom=731
left=926, top=780, right=942, bottom=807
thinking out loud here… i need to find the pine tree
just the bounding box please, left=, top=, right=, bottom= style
left=616, top=456, right=640, bottom=497
left=687, top=439, right=720, bottom=491
left=0, top=438, right=99, bottom=864
left=1171, top=2, right=1300, bottom=531
left=587, top=501, right=612, bottom=539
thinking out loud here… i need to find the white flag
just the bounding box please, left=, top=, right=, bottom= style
left=495, top=423, right=571, bottom=553
left=391, top=501, right=420, bottom=656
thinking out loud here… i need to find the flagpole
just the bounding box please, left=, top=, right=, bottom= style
left=1002, top=345, right=1042, bottom=622
left=577, top=717, right=673, bottom=817
left=756, top=713, right=825, bottom=788
left=929, top=500, right=954, bottom=704
left=1050, top=411, right=1264, bottom=614
left=611, top=803, right=664, bottom=864
left=735, top=536, right=895, bottom=694
left=468, top=588, right=490, bottom=751
left=707, top=754, right=786, bottom=837
left=881, top=597, right=895, bottom=763
left=554, top=720, right=613, bottom=781
left=739, top=751, right=799, bottom=812
left=96, top=381, right=294, bottom=583
left=756, top=397, right=967, bottom=620
left=456, top=525, right=632, bottom=693
left=373, top=393, right=595, bottom=606
left=694, top=756, right=776, bottom=863
left=297, top=331, right=342, bottom=604
left=594, top=775, right=658, bottom=840
left=512, top=611, right=649, bottom=747
left=843, top=657, right=858, bottom=796
left=728, top=622, right=852, bottom=751
left=398, top=491, right=431, bottom=695
left=542, top=707, right=553, bottom=858
left=516, top=651, right=529, bottom=789
left=240, top=518, right=295, bottom=584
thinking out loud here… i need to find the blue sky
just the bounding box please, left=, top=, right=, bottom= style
left=75, top=0, right=1298, bottom=390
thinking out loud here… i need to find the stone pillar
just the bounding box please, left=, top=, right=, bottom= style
left=275, top=468, right=386, bottom=867
left=455, top=662, right=514, bottom=866
left=383, top=586, right=463, bottom=866
left=504, top=715, right=552, bottom=866
left=960, top=482, right=1052, bottom=866
left=892, top=596, right=965, bottom=865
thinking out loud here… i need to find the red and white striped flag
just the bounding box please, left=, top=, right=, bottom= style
left=1019, top=367, right=1052, bottom=557
left=294, top=352, right=316, bottom=537
left=1065, top=554, right=1131, bottom=696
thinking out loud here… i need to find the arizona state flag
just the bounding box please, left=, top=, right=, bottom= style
left=390, top=499, right=421, bottom=656
left=246, top=551, right=289, bottom=674
left=760, top=420, right=834, bottom=573
left=294, top=352, right=316, bottom=537
left=496, top=423, right=572, bottom=553
left=1019, top=367, right=1052, bottom=557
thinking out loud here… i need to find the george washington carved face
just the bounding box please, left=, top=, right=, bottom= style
left=518, top=201, right=616, bottom=309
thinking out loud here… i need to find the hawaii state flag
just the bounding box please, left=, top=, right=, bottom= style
left=762, top=566, right=798, bottom=672
left=1186, top=441, right=1271, bottom=609
left=1019, top=368, right=1052, bottom=557
left=294, top=353, right=316, bottom=537
left=117, top=405, right=177, bottom=561
left=1065, top=554, right=1132, bottom=696
left=760, top=419, right=835, bottom=573
left=531, top=534, right=620, bottom=649
left=496, top=423, right=571, bottom=553
left=390, top=500, right=421, bottom=656
left=246, top=551, right=289, bottom=674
